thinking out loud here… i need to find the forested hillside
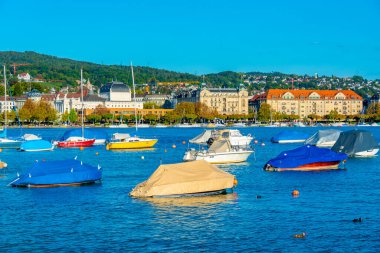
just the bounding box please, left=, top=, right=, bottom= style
left=1, top=51, right=378, bottom=97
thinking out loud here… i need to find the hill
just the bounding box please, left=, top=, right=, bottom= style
left=1, top=51, right=379, bottom=97
left=0, top=51, right=200, bottom=87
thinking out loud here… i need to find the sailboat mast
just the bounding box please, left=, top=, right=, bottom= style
left=131, top=63, right=138, bottom=132
left=3, top=65, right=7, bottom=132
left=80, top=68, right=84, bottom=138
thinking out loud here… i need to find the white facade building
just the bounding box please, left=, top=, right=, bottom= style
left=17, top=73, right=31, bottom=81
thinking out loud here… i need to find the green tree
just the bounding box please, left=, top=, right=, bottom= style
left=86, top=114, right=101, bottom=123
left=144, top=113, right=157, bottom=123
left=258, top=103, right=271, bottom=122
left=162, top=111, right=181, bottom=124
left=194, top=102, right=217, bottom=121
left=143, top=102, right=161, bottom=109
left=101, top=113, right=113, bottom=122
left=327, top=109, right=339, bottom=122
left=366, top=102, right=380, bottom=115
left=19, top=99, right=35, bottom=122
left=175, top=102, right=196, bottom=115
left=61, top=110, right=70, bottom=122
left=13, top=83, right=24, bottom=96
left=69, top=109, right=78, bottom=123
left=184, top=113, right=197, bottom=123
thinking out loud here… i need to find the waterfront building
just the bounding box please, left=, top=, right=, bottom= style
left=175, top=86, right=249, bottom=115
left=0, top=96, right=16, bottom=113
left=266, top=89, right=362, bottom=118
left=249, top=92, right=267, bottom=113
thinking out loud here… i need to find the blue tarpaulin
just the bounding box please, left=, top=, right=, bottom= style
left=265, top=145, right=347, bottom=169
left=271, top=130, right=310, bottom=143
left=9, top=159, right=102, bottom=187
left=19, top=139, right=53, bottom=152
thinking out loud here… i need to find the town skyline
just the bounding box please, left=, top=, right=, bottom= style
left=1, top=0, right=379, bottom=79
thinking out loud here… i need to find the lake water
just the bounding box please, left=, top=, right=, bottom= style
left=1, top=126, right=380, bottom=252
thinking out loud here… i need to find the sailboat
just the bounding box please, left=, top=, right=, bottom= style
left=106, top=63, right=157, bottom=150
left=57, top=69, right=95, bottom=148
left=0, top=64, right=23, bottom=149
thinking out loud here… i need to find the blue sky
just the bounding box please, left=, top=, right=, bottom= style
left=1, top=0, right=379, bottom=79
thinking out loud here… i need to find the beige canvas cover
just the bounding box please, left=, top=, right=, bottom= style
left=208, top=140, right=232, bottom=153
left=130, top=160, right=235, bottom=197
left=189, top=130, right=213, bottom=144
left=112, top=133, right=131, bottom=140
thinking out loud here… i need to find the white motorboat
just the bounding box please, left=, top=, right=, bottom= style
left=183, top=139, right=253, bottom=164
left=155, top=124, right=168, bottom=128
left=232, top=122, right=246, bottom=127
left=189, top=129, right=253, bottom=147
left=137, top=123, right=150, bottom=128
left=109, top=124, right=129, bottom=128
left=305, top=129, right=342, bottom=148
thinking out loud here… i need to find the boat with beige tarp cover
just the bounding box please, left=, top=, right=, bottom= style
left=129, top=160, right=237, bottom=198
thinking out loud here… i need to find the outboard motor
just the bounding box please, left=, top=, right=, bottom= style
left=206, top=137, right=214, bottom=147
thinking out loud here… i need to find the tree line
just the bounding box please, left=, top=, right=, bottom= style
left=2, top=100, right=378, bottom=126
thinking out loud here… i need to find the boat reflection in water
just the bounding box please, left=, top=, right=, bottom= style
left=134, top=192, right=238, bottom=207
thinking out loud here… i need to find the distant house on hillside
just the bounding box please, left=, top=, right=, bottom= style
left=17, top=72, right=31, bottom=81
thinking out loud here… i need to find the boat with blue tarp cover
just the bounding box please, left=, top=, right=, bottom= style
left=8, top=158, right=102, bottom=187
left=264, top=145, right=347, bottom=172
left=61, top=128, right=108, bottom=145
left=19, top=139, right=54, bottom=152
left=271, top=130, right=310, bottom=143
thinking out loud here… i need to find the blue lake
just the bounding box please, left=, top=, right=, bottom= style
left=1, top=126, right=380, bottom=251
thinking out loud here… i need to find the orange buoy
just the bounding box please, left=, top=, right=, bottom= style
left=182, top=141, right=186, bottom=145
left=0, top=148, right=2, bottom=153
left=172, top=144, right=176, bottom=149
left=293, top=232, right=306, bottom=238
left=233, top=178, right=238, bottom=186
left=79, top=147, right=84, bottom=151
left=292, top=189, right=300, bottom=197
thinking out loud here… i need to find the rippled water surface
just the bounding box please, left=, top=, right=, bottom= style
left=1, top=126, right=380, bottom=252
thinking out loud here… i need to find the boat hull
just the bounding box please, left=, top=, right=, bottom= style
left=12, top=180, right=99, bottom=188
left=184, top=150, right=253, bottom=164
left=0, top=139, right=23, bottom=149
left=275, top=139, right=306, bottom=143
left=354, top=148, right=379, bottom=157
left=20, top=147, right=54, bottom=152
left=57, top=139, right=95, bottom=148
left=265, top=161, right=341, bottom=172
left=106, top=139, right=157, bottom=149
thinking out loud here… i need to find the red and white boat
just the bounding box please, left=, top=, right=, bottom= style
left=57, top=137, right=95, bottom=148
left=57, top=69, right=94, bottom=148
